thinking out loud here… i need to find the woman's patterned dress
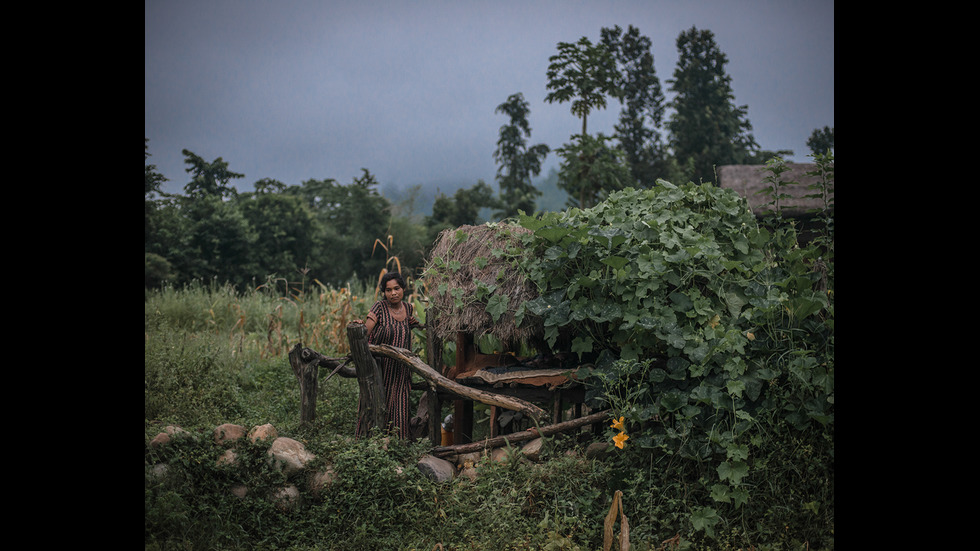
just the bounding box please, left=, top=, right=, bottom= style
left=355, top=299, right=419, bottom=439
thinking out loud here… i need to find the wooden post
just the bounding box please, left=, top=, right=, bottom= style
left=425, top=307, right=444, bottom=445
left=454, top=332, right=473, bottom=445
left=288, top=344, right=320, bottom=425
left=347, top=322, right=387, bottom=435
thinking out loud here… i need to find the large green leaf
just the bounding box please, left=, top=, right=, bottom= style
left=486, top=293, right=509, bottom=322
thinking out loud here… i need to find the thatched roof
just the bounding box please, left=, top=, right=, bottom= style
left=423, top=224, right=543, bottom=348
left=718, top=163, right=834, bottom=217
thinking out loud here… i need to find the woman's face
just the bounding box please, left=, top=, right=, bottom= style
left=383, top=279, right=403, bottom=305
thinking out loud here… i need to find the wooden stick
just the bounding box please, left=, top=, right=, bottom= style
left=428, top=409, right=610, bottom=457
left=370, top=343, right=547, bottom=422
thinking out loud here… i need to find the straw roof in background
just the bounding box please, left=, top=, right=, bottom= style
left=423, top=224, right=543, bottom=348
left=718, top=163, right=834, bottom=217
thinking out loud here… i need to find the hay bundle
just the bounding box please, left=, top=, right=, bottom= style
left=423, top=224, right=543, bottom=349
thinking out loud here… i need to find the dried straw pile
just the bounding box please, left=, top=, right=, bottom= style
left=423, top=224, right=543, bottom=349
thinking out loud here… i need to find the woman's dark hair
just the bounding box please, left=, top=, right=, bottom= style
left=379, top=271, right=407, bottom=291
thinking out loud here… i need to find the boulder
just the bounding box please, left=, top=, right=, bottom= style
left=459, top=465, right=478, bottom=482
left=267, top=437, right=316, bottom=476
left=217, top=449, right=237, bottom=467
left=249, top=423, right=278, bottom=443
left=214, top=423, right=246, bottom=446
left=585, top=441, right=612, bottom=459
left=521, top=437, right=544, bottom=461
left=149, top=425, right=191, bottom=448
left=308, top=466, right=336, bottom=498
left=271, top=485, right=301, bottom=511
left=417, top=454, right=455, bottom=483
left=230, top=484, right=248, bottom=498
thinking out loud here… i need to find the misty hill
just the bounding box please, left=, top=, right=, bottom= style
left=380, top=167, right=569, bottom=221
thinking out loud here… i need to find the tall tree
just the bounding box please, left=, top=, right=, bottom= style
left=545, top=36, right=622, bottom=136
left=493, top=93, right=550, bottom=218
left=181, top=149, right=244, bottom=198
left=807, top=126, right=835, bottom=156
left=667, top=27, right=758, bottom=183
left=288, top=170, right=392, bottom=286
left=600, top=25, right=668, bottom=187
left=428, top=180, right=499, bottom=229
left=546, top=36, right=627, bottom=209
left=238, top=178, right=321, bottom=281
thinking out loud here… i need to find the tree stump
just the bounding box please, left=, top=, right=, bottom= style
left=288, top=344, right=320, bottom=425
left=288, top=343, right=354, bottom=425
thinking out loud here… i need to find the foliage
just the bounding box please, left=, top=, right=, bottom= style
left=600, top=24, right=669, bottom=187
left=667, top=27, right=759, bottom=183
left=807, top=126, right=835, bottom=156
left=145, top=152, right=409, bottom=290
left=494, top=92, right=551, bottom=218
left=554, top=133, right=633, bottom=209
left=514, top=175, right=833, bottom=548
left=545, top=36, right=622, bottom=137
left=427, top=180, right=499, bottom=230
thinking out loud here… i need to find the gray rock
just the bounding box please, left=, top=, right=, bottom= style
left=417, top=454, right=455, bottom=483
left=267, top=437, right=316, bottom=476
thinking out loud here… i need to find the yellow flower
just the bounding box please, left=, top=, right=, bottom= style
left=746, top=331, right=755, bottom=341
left=610, top=416, right=625, bottom=431
left=613, top=432, right=629, bottom=449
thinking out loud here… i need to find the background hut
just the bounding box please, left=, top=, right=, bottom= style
left=718, top=163, right=834, bottom=218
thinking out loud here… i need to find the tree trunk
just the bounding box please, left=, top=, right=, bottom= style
left=370, top=343, right=546, bottom=422
left=348, top=322, right=387, bottom=434
left=429, top=409, right=610, bottom=457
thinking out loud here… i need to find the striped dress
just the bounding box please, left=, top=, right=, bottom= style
left=355, top=299, right=419, bottom=439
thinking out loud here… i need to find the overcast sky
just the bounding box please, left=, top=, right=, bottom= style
left=145, top=0, right=834, bottom=197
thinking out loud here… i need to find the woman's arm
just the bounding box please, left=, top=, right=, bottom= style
left=365, top=311, right=378, bottom=339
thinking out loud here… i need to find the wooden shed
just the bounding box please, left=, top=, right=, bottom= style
left=420, top=224, right=588, bottom=445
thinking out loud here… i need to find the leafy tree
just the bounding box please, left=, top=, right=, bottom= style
left=181, top=149, right=244, bottom=198
left=287, top=170, right=392, bottom=286
left=545, top=36, right=622, bottom=136
left=428, top=180, right=498, bottom=229
left=145, top=140, right=175, bottom=288
left=145, top=139, right=167, bottom=199
left=237, top=179, right=322, bottom=281
left=807, top=126, right=835, bottom=156
left=493, top=93, right=550, bottom=218
left=667, top=27, right=758, bottom=183
left=146, top=139, right=168, bottom=248
left=600, top=25, right=668, bottom=186
left=174, top=194, right=258, bottom=287
left=554, top=133, right=632, bottom=209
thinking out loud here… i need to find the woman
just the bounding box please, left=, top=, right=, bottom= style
left=356, top=271, right=421, bottom=439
